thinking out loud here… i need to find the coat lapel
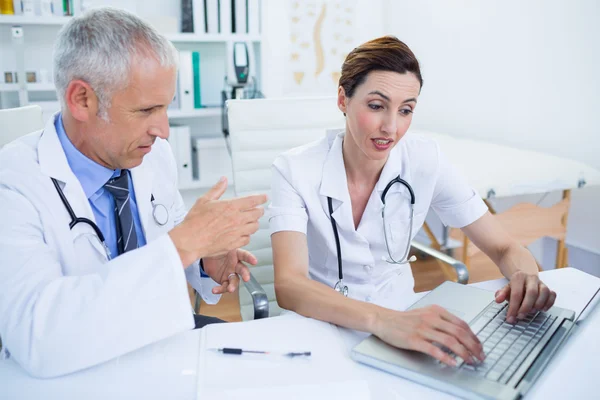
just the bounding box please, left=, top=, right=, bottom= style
left=37, top=113, right=108, bottom=260
left=130, top=157, right=154, bottom=240
left=319, top=130, right=355, bottom=233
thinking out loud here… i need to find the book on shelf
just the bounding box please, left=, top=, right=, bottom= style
left=219, top=0, right=232, bottom=35
left=248, top=0, right=261, bottom=35
left=232, top=0, right=246, bottom=34
left=181, top=0, right=194, bottom=33
left=192, top=0, right=205, bottom=34
left=205, top=0, right=219, bottom=34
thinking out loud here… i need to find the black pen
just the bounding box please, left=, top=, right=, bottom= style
left=213, top=348, right=311, bottom=357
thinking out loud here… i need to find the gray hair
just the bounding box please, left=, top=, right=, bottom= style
left=53, top=7, right=178, bottom=120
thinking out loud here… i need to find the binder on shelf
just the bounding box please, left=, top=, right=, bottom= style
left=178, top=51, right=194, bottom=110
left=192, top=0, right=205, bottom=34
left=219, top=0, right=232, bottom=35
left=205, top=0, right=219, bottom=34
left=169, top=76, right=180, bottom=110
left=192, top=51, right=202, bottom=109
left=181, top=0, right=194, bottom=33
left=248, top=0, right=260, bottom=35
left=62, top=0, right=74, bottom=16
left=232, top=0, right=247, bottom=34
left=11, top=0, right=22, bottom=15
left=168, top=125, right=194, bottom=186
left=40, top=0, right=53, bottom=16
left=1, top=0, right=15, bottom=14
left=22, top=0, right=34, bottom=16
left=51, top=0, right=63, bottom=16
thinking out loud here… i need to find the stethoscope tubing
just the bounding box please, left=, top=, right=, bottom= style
left=328, top=175, right=415, bottom=296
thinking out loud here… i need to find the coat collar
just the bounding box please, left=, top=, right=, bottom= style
left=38, top=112, right=80, bottom=187
left=319, top=129, right=413, bottom=204
left=319, top=129, right=349, bottom=204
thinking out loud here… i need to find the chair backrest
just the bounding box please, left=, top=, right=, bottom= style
left=227, top=96, right=345, bottom=320
left=0, top=105, right=44, bottom=148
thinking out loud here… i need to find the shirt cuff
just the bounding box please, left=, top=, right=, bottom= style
left=199, top=259, right=209, bottom=277
left=184, top=259, right=222, bottom=305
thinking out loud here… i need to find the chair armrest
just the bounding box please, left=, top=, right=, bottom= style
left=411, top=240, right=469, bottom=284
left=243, top=272, right=269, bottom=319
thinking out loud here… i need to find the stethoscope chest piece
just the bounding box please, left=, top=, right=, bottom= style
left=334, top=280, right=348, bottom=297
left=152, top=202, right=169, bottom=226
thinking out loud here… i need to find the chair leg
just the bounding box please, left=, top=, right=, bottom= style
left=555, top=190, right=571, bottom=269
left=194, top=290, right=201, bottom=314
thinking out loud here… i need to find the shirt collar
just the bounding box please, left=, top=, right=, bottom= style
left=54, top=113, right=120, bottom=199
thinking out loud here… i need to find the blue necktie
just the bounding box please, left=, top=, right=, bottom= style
left=104, top=171, right=138, bottom=255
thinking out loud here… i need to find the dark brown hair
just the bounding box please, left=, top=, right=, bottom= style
left=339, top=36, right=423, bottom=98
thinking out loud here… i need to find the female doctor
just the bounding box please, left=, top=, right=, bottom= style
left=270, top=36, right=556, bottom=367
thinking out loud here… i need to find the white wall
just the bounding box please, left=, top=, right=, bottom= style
left=384, top=0, right=600, bottom=255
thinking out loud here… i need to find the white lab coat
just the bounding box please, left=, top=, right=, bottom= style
left=270, top=129, right=488, bottom=311
left=0, top=113, right=220, bottom=378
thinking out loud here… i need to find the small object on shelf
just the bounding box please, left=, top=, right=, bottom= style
left=26, top=71, right=37, bottom=83
left=4, top=71, right=15, bottom=83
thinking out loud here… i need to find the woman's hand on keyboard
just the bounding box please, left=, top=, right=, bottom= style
left=495, top=271, right=556, bottom=324
left=373, top=305, right=486, bottom=367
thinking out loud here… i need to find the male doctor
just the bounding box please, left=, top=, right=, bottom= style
left=0, top=8, right=266, bottom=378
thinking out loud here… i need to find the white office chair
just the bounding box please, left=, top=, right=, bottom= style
left=226, top=96, right=470, bottom=321
left=0, top=105, right=44, bottom=148
left=227, top=97, right=346, bottom=320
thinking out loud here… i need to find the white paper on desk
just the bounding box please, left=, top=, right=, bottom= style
left=203, top=380, right=371, bottom=400
left=196, top=313, right=365, bottom=396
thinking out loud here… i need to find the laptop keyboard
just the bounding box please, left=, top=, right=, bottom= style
left=455, top=302, right=556, bottom=384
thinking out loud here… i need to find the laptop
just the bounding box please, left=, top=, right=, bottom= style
left=351, top=281, right=600, bottom=400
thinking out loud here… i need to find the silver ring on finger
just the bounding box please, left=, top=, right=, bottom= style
left=227, top=273, right=238, bottom=280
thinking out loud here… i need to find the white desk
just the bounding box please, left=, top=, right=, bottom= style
left=1, top=268, right=599, bottom=400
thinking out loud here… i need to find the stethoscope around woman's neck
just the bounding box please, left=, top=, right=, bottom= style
left=327, top=176, right=416, bottom=297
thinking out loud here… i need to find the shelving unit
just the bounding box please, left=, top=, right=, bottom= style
left=0, top=83, right=55, bottom=92
left=1, top=4, right=262, bottom=196
left=0, top=15, right=72, bottom=26
left=167, top=107, right=221, bottom=119
left=166, top=33, right=262, bottom=43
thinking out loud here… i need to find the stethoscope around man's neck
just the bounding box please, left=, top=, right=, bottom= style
left=51, top=176, right=169, bottom=260
left=327, top=176, right=417, bottom=297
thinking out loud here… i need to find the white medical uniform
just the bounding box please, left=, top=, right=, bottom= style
left=269, top=129, right=487, bottom=311
left=0, top=113, right=220, bottom=378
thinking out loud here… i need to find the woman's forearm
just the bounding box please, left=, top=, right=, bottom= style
left=496, top=243, right=539, bottom=278
left=275, top=275, right=387, bottom=334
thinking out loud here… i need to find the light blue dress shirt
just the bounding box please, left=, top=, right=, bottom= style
left=55, top=114, right=147, bottom=258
